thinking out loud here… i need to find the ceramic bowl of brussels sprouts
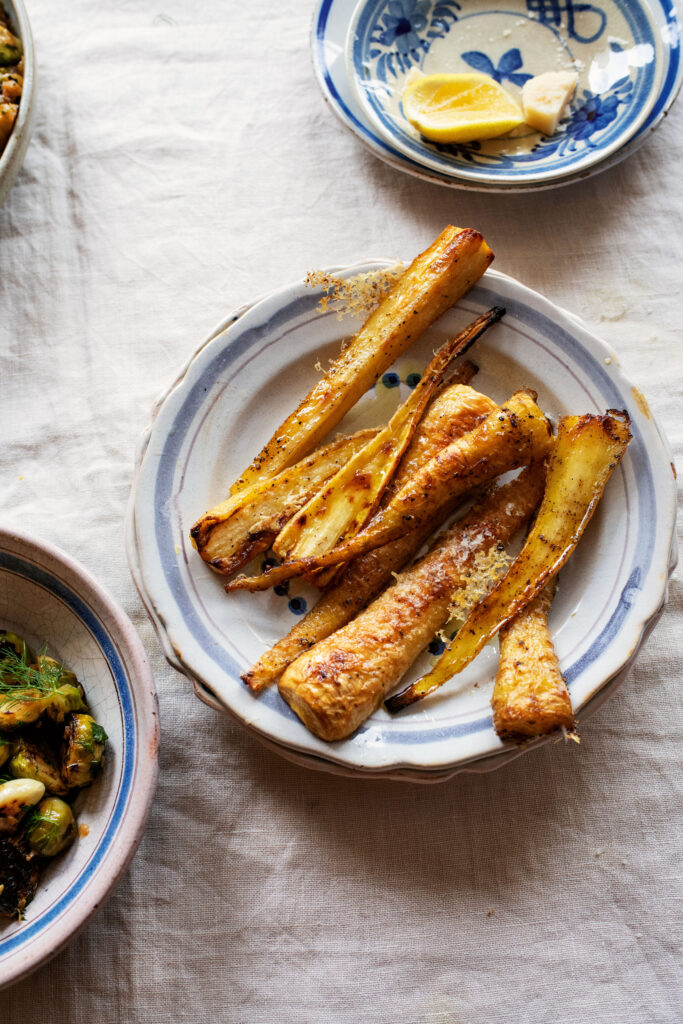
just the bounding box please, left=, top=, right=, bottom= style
left=0, top=528, right=158, bottom=988
left=0, top=0, right=36, bottom=206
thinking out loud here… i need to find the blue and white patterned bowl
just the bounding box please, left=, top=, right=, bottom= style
left=128, top=261, right=676, bottom=780
left=0, top=530, right=158, bottom=988
left=312, top=0, right=682, bottom=190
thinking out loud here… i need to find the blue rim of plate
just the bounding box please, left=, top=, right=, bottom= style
left=0, top=551, right=135, bottom=961
left=312, top=0, right=682, bottom=191
left=132, top=266, right=675, bottom=773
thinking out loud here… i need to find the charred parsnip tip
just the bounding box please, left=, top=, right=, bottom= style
left=242, top=377, right=498, bottom=692
left=191, top=428, right=379, bottom=576
left=492, top=579, right=574, bottom=739
left=229, top=226, right=494, bottom=497
left=278, top=465, right=546, bottom=741
left=385, top=410, right=631, bottom=714
left=272, top=307, right=505, bottom=572
left=226, top=389, right=552, bottom=594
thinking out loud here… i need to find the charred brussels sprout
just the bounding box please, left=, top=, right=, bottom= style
left=0, top=25, right=22, bottom=66
left=0, top=777, right=45, bottom=832
left=0, top=651, right=86, bottom=729
left=34, top=655, right=80, bottom=693
left=0, top=690, right=48, bottom=731
left=0, top=631, right=34, bottom=664
left=62, top=714, right=107, bottom=788
left=9, top=739, right=69, bottom=796
left=0, top=639, right=50, bottom=730
left=0, top=629, right=107, bottom=910
left=45, top=683, right=87, bottom=723
left=0, top=834, right=39, bottom=918
left=0, top=732, right=13, bottom=768
left=26, top=797, right=77, bottom=857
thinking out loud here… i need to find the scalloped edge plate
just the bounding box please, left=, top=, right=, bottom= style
left=127, top=261, right=676, bottom=779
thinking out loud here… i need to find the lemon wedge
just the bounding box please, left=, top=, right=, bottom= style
left=403, top=73, right=524, bottom=144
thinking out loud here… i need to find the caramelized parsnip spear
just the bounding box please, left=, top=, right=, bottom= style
left=226, top=390, right=552, bottom=593
left=191, top=428, right=380, bottom=577
left=273, top=307, right=504, bottom=571
left=193, top=363, right=479, bottom=579
left=279, top=465, right=546, bottom=741
left=243, top=378, right=498, bottom=691
left=385, top=411, right=631, bottom=713
left=492, top=579, right=575, bottom=739
left=230, top=226, right=493, bottom=497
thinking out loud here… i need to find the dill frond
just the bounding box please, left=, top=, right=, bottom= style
left=0, top=648, right=65, bottom=697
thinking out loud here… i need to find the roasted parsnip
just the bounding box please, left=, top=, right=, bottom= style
left=191, top=428, right=379, bottom=576
left=226, top=390, right=552, bottom=593
left=386, top=411, right=632, bottom=713
left=279, top=465, right=546, bottom=741
left=229, top=226, right=493, bottom=497
left=272, top=307, right=504, bottom=576
left=243, top=378, right=498, bottom=691
left=491, top=580, right=575, bottom=739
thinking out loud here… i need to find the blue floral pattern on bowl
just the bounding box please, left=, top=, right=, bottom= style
left=349, top=0, right=662, bottom=184
left=461, top=47, right=533, bottom=87
left=369, top=0, right=460, bottom=76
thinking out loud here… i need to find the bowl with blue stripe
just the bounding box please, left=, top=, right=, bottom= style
left=0, top=530, right=158, bottom=987
left=0, top=0, right=37, bottom=206
left=312, top=0, right=681, bottom=191
left=128, top=261, right=675, bottom=779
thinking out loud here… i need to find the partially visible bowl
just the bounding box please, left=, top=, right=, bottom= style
left=0, top=0, right=35, bottom=206
left=0, top=528, right=158, bottom=989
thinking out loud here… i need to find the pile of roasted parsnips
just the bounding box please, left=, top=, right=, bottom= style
left=191, top=227, right=632, bottom=745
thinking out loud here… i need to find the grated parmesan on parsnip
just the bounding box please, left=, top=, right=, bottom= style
left=305, top=265, right=405, bottom=320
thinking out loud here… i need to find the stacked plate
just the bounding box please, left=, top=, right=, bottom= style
left=312, top=0, right=682, bottom=191
left=127, top=264, right=676, bottom=782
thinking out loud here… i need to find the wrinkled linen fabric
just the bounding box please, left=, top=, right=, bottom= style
left=1, top=1, right=682, bottom=1021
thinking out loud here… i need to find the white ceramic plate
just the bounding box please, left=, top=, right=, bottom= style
left=128, top=261, right=676, bottom=778
left=0, top=530, right=158, bottom=988
left=312, top=0, right=682, bottom=191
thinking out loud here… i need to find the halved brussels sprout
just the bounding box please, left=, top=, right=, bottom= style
left=62, top=714, right=107, bottom=788
left=0, top=732, right=13, bottom=768
left=0, top=631, right=34, bottom=664
left=9, top=739, right=68, bottom=796
left=34, top=655, right=81, bottom=693
left=0, top=652, right=86, bottom=729
left=0, top=689, right=48, bottom=731
left=0, top=834, right=39, bottom=918
left=25, top=796, right=77, bottom=857
left=0, top=25, right=22, bottom=66
left=45, top=683, right=87, bottom=723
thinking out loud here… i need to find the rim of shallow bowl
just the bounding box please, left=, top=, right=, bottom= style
left=348, top=0, right=663, bottom=186
left=0, top=527, right=159, bottom=990
left=0, top=0, right=36, bottom=187
left=310, top=0, right=682, bottom=193
left=127, top=263, right=677, bottom=777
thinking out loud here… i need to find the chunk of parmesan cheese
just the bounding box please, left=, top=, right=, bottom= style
left=522, top=71, right=578, bottom=136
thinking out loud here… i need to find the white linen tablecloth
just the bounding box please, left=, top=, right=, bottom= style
left=2, top=1, right=681, bottom=1020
